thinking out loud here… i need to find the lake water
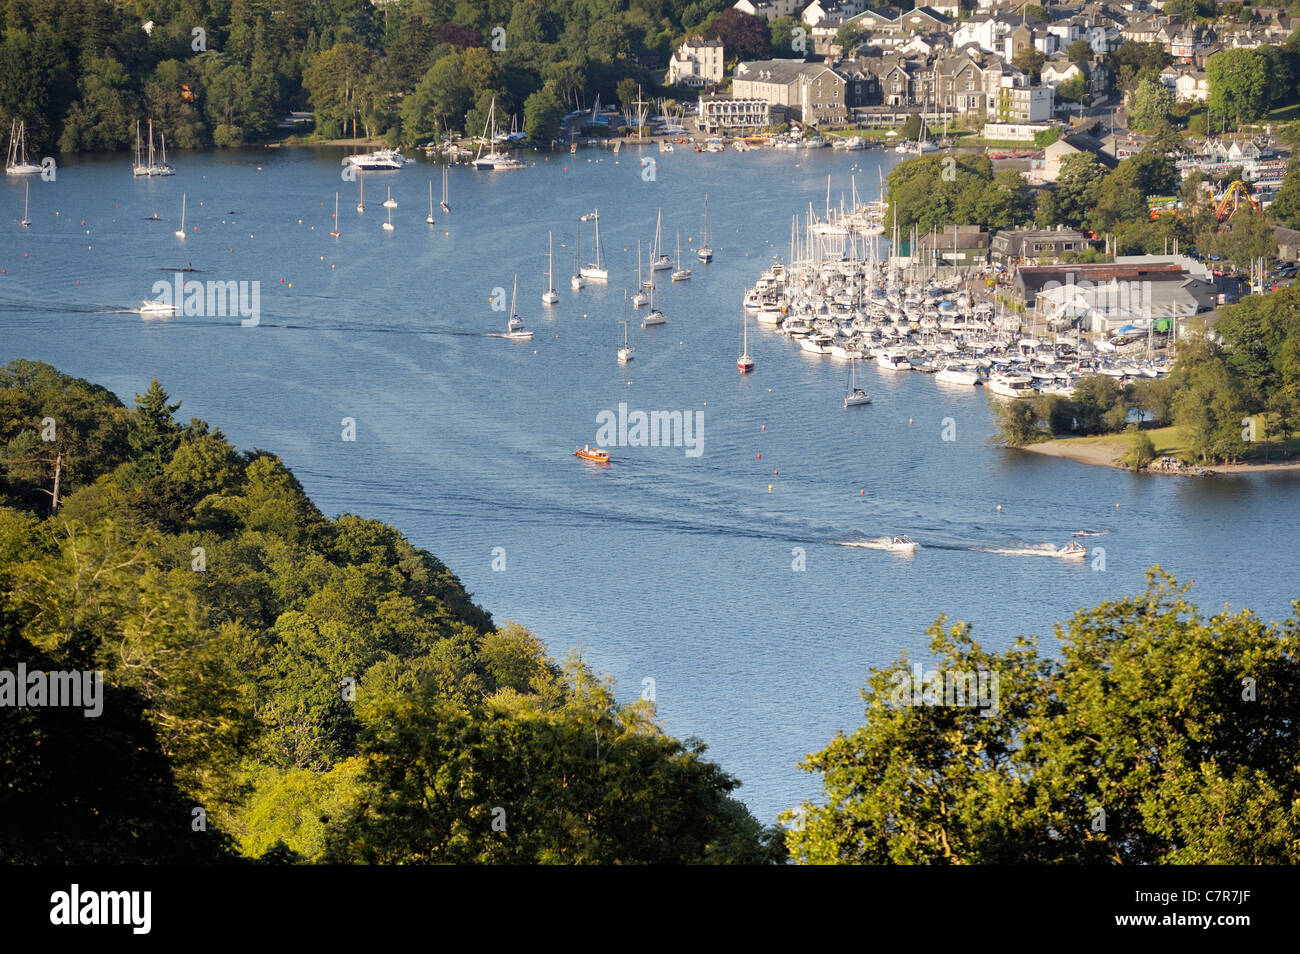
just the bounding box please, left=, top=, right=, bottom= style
left=3, top=145, right=1298, bottom=824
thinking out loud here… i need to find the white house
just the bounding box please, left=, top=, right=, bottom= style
left=802, top=0, right=868, bottom=26
left=666, top=38, right=725, bottom=87
left=732, top=0, right=802, bottom=20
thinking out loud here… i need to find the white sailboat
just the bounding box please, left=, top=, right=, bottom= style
left=383, top=186, right=397, bottom=209
left=426, top=180, right=435, bottom=224
left=5, top=121, right=40, bottom=175
left=543, top=231, right=559, bottom=304
left=357, top=171, right=365, bottom=213
left=505, top=274, right=533, bottom=339
left=153, top=130, right=174, bottom=176
left=382, top=203, right=394, bottom=231
left=618, top=313, right=634, bottom=363
left=671, top=231, right=691, bottom=281
left=642, top=274, right=666, bottom=326
left=131, top=121, right=149, bottom=177
left=697, top=194, right=713, bottom=263
left=579, top=209, right=608, bottom=281
left=474, top=97, right=526, bottom=170
left=737, top=309, right=754, bottom=373
left=650, top=209, right=671, bottom=271
left=440, top=165, right=450, bottom=212
left=632, top=240, right=649, bottom=307
left=329, top=192, right=341, bottom=237
left=20, top=180, right=31, bottom=227
left=174, top=193, right=186, bottom=238
left=844, top=356, right=871, bottom=407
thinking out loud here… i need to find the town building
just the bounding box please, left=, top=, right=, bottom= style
left=696, top=95, right=772, bottom=133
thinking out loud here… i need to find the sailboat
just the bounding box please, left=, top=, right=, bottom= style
left=543, top=232, right=559, bottom=305
left=20, top=180, right=30, bottom=228
left=440, top=165, right=450, bottom=212
left=329, top=192, right=341, bottom=237
left=505, top=275, right=533, bottom=339
left=737, top=309, right=754, bottom=373
left=153, top=130, right=174, bottom=176
left=426, top=181, right=435, bottom=224
left=174, top=193, right=186, bottom=238
left=641, top=273, right=666, bottom=327
left=382, top=204, right=394, bottom=231
left=618, top=314, right=634, bottom=363
left=131, top=121, right=149, bottom=177
left=474, top=97, right=525, bottom=170
left=383, top=186, right=397, bottom=209
left=844, top=355, right=871, bottom=407
left=6, top=121, right=40, bottom=175
left=671, top=231, right=691, bottom=281
left=357, top=171, right=366, bottom=213
left=632, top=240, right=649, bottom=307
left=579, top=209, right=608, bottom=281
left=650, top=209, right=671, bottom=271
left=697, top=194, right=713, bottom=263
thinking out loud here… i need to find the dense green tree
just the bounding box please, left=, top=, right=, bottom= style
left=1207, top=48, right=1272, bottom=127
left=1066, top=39, right=1093, bottom=64
left=785, top=572, right=1300, bottom=864
left=523, top=86, right=563, bottom=145
left=1128, top=76, right=1174, bottom=131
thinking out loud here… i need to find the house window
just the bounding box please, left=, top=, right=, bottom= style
left=966, top=82, right=974, bottom=90
left=1064, top=243, right=1074, bottom=250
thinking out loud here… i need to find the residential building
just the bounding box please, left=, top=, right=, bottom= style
left=666, top=38, right=725, bottom=87
left=1030, top=131, right=1117, bottom=182
left=733, top=60, right=855, bottom=125
left=732, top=0, right=803, bottom=20
left=993, top=227, right=1093, bottom=264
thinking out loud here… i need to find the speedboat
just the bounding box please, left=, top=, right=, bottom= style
left=574, top=445, right=610, bottom=464
left=139, top=298, right=176, bottom=315
left=1055, top=541, right=1087, bottom=559
left=887, top=535, right=919, bottom=551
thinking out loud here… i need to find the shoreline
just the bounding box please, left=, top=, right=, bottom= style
left=1019, top=439, right=1300, bottom=475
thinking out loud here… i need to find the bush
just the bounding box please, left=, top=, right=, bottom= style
left=213, top=124, right=244, bottom=147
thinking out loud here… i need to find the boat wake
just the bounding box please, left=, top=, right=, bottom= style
left=977, top=543, right=1074, bottom=558
left=1071, top=529, right=1110, bottom=537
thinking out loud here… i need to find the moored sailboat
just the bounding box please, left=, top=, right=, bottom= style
left=579, top=209, right=608, bottom=281
left=543, top=232, right=559, bottom=305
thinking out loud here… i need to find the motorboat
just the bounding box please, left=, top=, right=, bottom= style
left=343, top=148, right=407, bottom=171
left=987, top=373, right=1037, bottom=398
left=1055, top=541, right=1087, bottom=559
left=935, top=364, right=981, bottom=386
left=886, top=535, right=919, bottom=551
left=575, top=445, right=610, bottom=464
left=876, top=351, right=912, bottom=371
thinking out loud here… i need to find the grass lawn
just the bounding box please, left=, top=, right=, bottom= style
left=1053, top=425, right=1186, bottom=458
left=1266, top=104, right=1300, bottom=122
left=1051, top=426, right=1300, bottom=463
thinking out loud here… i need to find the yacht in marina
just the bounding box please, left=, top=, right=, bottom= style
left=935, top=364, right=982, bottom=386
left=987, top=373, right=1037, bottom=398
left=877, top=350, right=912, bottom=371
left=473, top=98, right=526, bottom=170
